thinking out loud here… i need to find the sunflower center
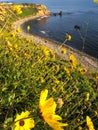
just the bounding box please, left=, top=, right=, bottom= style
left=70, top=60, right=73, bottom=63
left=19, top=120, right=25, bottom=126
left=38, top=108, right=44, bottom=121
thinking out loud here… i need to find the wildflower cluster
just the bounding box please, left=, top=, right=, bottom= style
left=41, top=45, right=56, bottom=60
left=8, top=89, right=68, bottom=130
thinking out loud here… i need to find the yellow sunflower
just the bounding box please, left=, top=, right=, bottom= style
left=27, top=25, right=30, bottom=31
left=69, top=54, right=78, bottom=68
left=65, top=33, right=72, bottom=41
left=14, top=111, right=34, bottom=130
left=13, top=5, right=22, bottom=14
left=39, top=89, right=68, bottom=130
left=78, top=67, right=87, bottom=74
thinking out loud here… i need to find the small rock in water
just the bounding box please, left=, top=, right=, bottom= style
left=59, top=11, right=63, bottom=16
left=74, top=25, right=80, bottom=30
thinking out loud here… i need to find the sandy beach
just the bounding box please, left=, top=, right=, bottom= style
left=14, top=15, right=98, bottom=72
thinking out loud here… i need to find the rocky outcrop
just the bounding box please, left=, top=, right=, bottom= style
left=36, top=4, right=51, bottom=16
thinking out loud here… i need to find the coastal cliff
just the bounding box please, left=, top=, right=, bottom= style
left=36, top=4, right=50, bottom=16
left=18, top=4, right=51, bottom=16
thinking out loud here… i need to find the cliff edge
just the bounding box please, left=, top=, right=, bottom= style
left=35, top=4, right=51, bottom=16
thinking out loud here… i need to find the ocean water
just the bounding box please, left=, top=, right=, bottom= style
left=2, top=0, right=98, bottom=58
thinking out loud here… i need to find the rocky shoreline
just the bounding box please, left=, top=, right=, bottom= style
left=14, top=14, right=98, bottom=72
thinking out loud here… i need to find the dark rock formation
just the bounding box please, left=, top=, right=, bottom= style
left=59, top=11, right=62, bottom=16
left=74, top=25, right=80, bottom=30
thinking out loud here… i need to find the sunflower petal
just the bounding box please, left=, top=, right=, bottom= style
left=41, top=98, right=56, bottom=115
left=46, top=119, right=68, bottom=130
left=52, top=115, right=62, bottom=120
left=39, top=89, right=48, bottom=107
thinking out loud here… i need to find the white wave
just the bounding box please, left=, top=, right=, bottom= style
left=37, top=18, right=41, bottom=21
left=41, top=15, right=49, bottom=18
left=40, top=30, right=46, bottom=34
left=37, top=15, right=49, bottom=21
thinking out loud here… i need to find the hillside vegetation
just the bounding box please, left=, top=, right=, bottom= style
left=0, top=4, right=98, bottom=130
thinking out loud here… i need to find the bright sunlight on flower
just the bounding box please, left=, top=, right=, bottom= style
left=39, top=89, right=68, bottom=130
left=14, top=111, right=34, bottom=130
left=65, top=33, right=72, bottom=41
left=86, top=116, right=95, bottom=130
